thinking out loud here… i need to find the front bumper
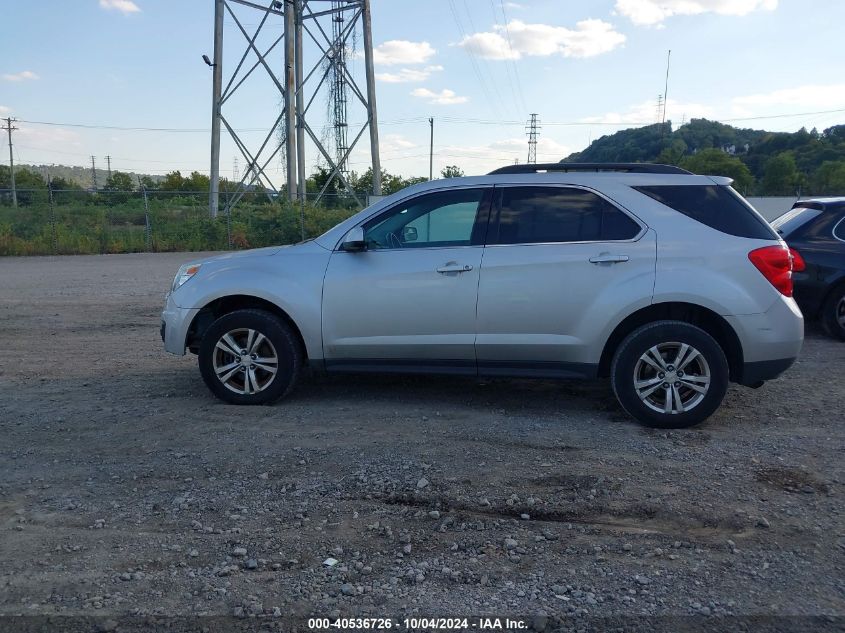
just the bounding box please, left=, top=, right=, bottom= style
left=161, top=292, right=200, bottom=356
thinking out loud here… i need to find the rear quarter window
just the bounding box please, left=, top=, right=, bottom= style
left=635, top=185, right=778, bottom=240
left=771, top=207, right=823, bottom=238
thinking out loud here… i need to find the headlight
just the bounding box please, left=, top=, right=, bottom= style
left=171, top=263, right=202, bottom=292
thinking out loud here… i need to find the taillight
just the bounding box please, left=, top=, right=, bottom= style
left=748, top=245, right=794, bottom=297
left=789, top=247, right=806, bottom=272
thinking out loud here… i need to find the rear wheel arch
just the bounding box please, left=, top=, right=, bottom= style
left=598, top=302, right=743, bottom=381
left=186, top=295, right=307, bottom=359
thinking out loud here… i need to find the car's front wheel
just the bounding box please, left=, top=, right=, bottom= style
left=821, top=285, right=845, bottom=341
left=198, top=309, right=301, bottom=405
left=611, top=321, right=729, bottom=428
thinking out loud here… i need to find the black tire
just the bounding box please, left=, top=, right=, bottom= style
left=198, top=309, right=301, bottom=405
left=820, top=285, right=845, bottom=341
left=611, top=320, right=729, bottom=428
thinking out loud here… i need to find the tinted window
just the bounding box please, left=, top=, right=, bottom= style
left=491, top=187, right=641, bottom=245
left=771, top=207, right=823, bottom=237
left=364, top=188, right=488, bottom=250
left=635, top=185, right=778, bottom=240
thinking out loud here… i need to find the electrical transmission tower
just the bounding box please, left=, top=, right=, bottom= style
left=208, top=0, right=381, bottom=218
left=526, top=113, right=540, bottom=164
left=329, top=0, right=349, bottom=177
left=106, top=155, right=112, bottom=181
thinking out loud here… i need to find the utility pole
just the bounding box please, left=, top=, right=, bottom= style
left=429, top=117, right=434, bottom=180
left=90, top=156, right=98, bottom=191
left=209, top=0, right=224, bottom=218
left=294, top=0, right=306, bottom=204
left=105, top=155, right=112, bottom=181
left=3, top=117, right=17, bottom=207
left=526, top=113, right=540, bottom=164
left=362, top=0, right=381, bottom=196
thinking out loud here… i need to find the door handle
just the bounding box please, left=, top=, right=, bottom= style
left=436, top=263, right=473, bottom=274
left=589, top=254, right=629, bottom=264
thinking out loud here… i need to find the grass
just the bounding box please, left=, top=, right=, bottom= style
left=0, top=192, right=361, bottom=256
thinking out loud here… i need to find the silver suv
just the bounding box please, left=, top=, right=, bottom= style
left=161, top=163, right=803, bottom=428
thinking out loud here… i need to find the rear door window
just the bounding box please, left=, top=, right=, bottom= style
left=635, top=185, right=778, bottom=240
left=490, top=186, right=641, bottom=245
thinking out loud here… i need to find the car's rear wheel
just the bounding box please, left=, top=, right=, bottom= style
left=821, top=285, right=845, bottom=341
left=611, top=321, right=729, bottom=428
left=198, top=309, right=301, bottom=405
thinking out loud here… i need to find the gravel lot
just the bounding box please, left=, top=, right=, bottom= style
left=0, top=252, right=843, bottom=630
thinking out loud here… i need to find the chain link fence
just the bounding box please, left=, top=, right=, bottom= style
left=0, top=188, right=367, bottom=256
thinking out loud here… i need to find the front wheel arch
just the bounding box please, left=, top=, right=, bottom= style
left=186, top=295, right=307, bottom=360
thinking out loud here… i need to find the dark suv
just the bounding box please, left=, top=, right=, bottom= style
left=772, top=198, right=845, bottom=340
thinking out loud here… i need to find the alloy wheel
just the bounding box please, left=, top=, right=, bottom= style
left=212, top=328, right=279, bottom=395
left=633, top=341, right=711, bottom=415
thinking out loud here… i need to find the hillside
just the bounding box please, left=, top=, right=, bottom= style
left=564, top=119, right=845, bottom=195
left=16, top=164, right=162, bottom=190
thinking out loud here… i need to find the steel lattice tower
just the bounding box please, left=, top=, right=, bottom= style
left=330, top=0, right=349, bottom=175
left=526, top=113, right=540, bottom=165
left=207, top=0, right=382, bottom=217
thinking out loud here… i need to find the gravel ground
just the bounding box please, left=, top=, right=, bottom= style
left=0, top=252, right=843, bottom=631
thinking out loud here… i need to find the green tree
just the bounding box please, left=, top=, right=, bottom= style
left=761, top=152, right=800, bottom=195
left=104, top=171, right=135, bottom=192
left=159, top=170, right=185, bottom=191
left=47, top=176, right=82, bottom=191
left=679, top=148, right=754, bottom=193
left=183, top=171, right=210, bottom=192
left=0, top=167, right=46, bottom=205
left=812, top=161, right=845, bottom=195
left=138, top=175, right=158, bottom=190
left=440, top=165, right=464, bottom=178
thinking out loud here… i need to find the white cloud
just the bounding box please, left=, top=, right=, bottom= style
left=376, top=65, right=443, bottom=83
left=733, top=83, right=845, bottom=109
left=581, top=99, right=716, bottom=125
left=381, top=134, right=417, bottom=153
left=373, top=40, right=435, bottom=66
left=2, top=70, right=39, bottom=82
left=99, top=0, right=141, bottom=14
left=410, top=88, right=469, bottom=105
left=503, top=2, right=523, bottom=9
left=615, top=0, right=777, bottom=26
left=0, top=105, right=11, bottom=115
left=17, top=126, right=83, bottom=152
left=458, top=19, right=626, bottom=60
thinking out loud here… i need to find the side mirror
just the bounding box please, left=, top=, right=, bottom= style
left=402, top=226, right=418, bottom=242
left=340, top=226, right=366, bottom=252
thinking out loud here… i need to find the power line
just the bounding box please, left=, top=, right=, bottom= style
left=13, top=108, right=845, bottom=136
left=446, top=0, right=503, bottom=119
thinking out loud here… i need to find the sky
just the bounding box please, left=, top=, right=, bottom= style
left=2, top=0, right=845, bottom=185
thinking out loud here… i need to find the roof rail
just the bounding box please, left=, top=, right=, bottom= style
left=487, top=162, right=691, bottom=175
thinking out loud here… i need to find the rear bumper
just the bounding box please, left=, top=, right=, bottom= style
left=739, top=356, right=797, bottom=386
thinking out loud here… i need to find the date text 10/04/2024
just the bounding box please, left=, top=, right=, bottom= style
left=307, top=617, right=529, bottom=630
